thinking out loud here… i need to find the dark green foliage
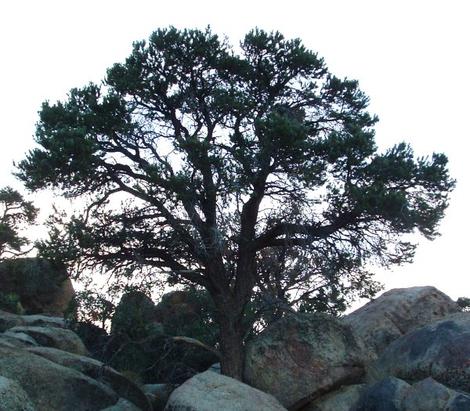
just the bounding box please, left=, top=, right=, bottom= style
left=0, top=187, right=38, bottom=260
left=17, top=27, right=455, bottom=377
left=104, top=333, right=219, bottom=384
left=457, top=297, right=470, bottom=312
left=111, top=290, right=162, bottom=340
left=66, top=290, right=115, bottom=330
left=0, top=291, right=23, bottom=314
left=155, top=288, right=219, bottom=346
left=0, top=257, right=68, bottom=313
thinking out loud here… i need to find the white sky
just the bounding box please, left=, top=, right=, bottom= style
left=0, top=0, right=469, bottom=302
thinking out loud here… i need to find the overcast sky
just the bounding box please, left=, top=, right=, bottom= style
left=0, top=0, right=468, bottom=301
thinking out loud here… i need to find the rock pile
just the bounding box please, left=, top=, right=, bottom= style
left=0, top=310, right=152, bottom=411
left=1, top=284, right=468, bottom=411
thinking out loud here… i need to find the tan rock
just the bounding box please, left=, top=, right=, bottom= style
left=244, top=313, right=366, bottom=410
left=344, top=286, right=459, bottom=358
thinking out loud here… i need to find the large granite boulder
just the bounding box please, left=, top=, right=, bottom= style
left=244, top=312, right=367, bottom=410
left=164, top=370, right=286, bottom=411
left=344, top=286, right=459, bottom=358
left=0, top=257, right=74, bottom=315
left=0, top=375, right=35, bottom=411
left=0, top=310, right=66, bottom=332
left=370, top=312, right=470, bottom=393
left=27, top=346, right=152, bottom=411
left=0, top=344, right=118, bottom=410
left=7, top=325, right=87, bottom=355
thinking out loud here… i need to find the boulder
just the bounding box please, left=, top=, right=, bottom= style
left=99, top=398, right=142, bottom=411
left=401, top=377, right=470, bottom=411
left=244, top=312, right=366, bottom=410
left=3, top=330, right=39, bottom=346
left=0, top=375, right=35, bottom=411
left=164, top=370, right=287, bottom=411
left=22, top=314, right=66, bottom=328
left=0, top=257, right=74, bottom=315
left=143, top=384, right=175, bottom=411
left=344, top=286, right=459, bottom=357
left=0, top=310, right=24, bottom=332
left=370, top=312, right=470, bottom=393
left=353, top=377, right=410, bottom=411
left=0, top=344, right=118, bottom=410
left=304, top=384, right=364, bottom=411
left=0, top=332, right=37, bottom=348
left=27, top=346, right=152, bottom=411
left=7, top=325, right=87, bottom=355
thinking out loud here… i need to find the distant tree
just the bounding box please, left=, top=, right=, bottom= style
left=18, top=27, right=454, bottom=379
left=0, top=187, right=38, bottom=260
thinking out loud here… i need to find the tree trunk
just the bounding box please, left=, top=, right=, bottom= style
left=218, top=314, right=245, bottom=380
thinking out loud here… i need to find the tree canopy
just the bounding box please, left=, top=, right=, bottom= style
left=18, top=27, right=455, bottom=378
left=0, top=187, right=38, bottom=260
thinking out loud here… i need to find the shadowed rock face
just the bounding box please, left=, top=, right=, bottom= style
left=303, top=384, right=364, bottom=411
left=344, top=286, right=459, bottom=359
left=370, top=313, right=470, bottom=393
left=244, top=312, right=367, bottom=410
left=352, top=377, right=410, bottom=411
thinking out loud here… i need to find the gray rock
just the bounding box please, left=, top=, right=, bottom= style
left=27, top=346, right=152, bottom=411
left=353, top=377, right=410, bottom=411
left=101, top=398, right=142, bottom=411
left=22, top=314, right=66, bottom=328
left=370, top=312, right=470, bottom=392
left=0, top=310, right=24, bottom=332
left=344, top=286, right=459, bottom=358
left=7, top=325, right=87, bottom=355
left=3, top=330, right=38, bottom=346
left=0, top=344, right=117, bottom=410
left=304, top=384, right=364, bottom=411
left=164, top=370, right=287, bottom=411
left=207, top=363, right=221, bottom=373
left=0, top=333, right=38, bottom=349
left=244, top=312, right=366, bottom=410
left=0, top=375, right=35, bottom=411
left=401, top=377, right=457, bottom=411
left=143, top=384, right=175, bottom=411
